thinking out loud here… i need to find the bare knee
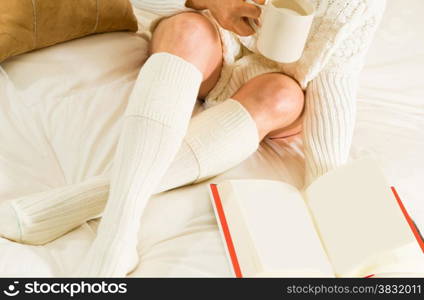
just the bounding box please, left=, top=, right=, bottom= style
left=233, top=73, right=305, bottom=139
left=261, top=74, right=304, bottom=123
left=150, top=13, right=222, bottom=79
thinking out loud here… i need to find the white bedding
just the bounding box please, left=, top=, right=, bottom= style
left=0, top=0, right=423, bottom=277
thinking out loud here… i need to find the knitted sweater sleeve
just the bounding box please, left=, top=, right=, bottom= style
left=131, top=0, right=192, bottom=16
left=302, top=1, right=386, bottom=186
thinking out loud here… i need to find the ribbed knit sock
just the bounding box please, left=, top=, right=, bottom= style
left=0, top=177, right=108, bottom=244
left=75, top=52, right=202, bottom=277
left=0, top=99, right=259, bottom=246
left=302, top=72, right=357, bottom=187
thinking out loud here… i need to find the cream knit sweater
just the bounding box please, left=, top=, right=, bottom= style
left=132, top=0, right=387, bottom=185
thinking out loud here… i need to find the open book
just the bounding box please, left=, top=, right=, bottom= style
left=208, top=159, right=424, bottom=277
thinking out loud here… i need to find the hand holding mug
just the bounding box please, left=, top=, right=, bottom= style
left=247, top=0, right=315, bottom=63
left=187, top=0, right=315, bottom=63
left=186, top=0, right=265, bottom=36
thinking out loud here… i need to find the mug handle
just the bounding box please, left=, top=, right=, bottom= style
left=245, top=0, right=268, bottom=32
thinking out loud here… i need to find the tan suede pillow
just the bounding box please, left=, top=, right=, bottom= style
left=0, top=0, right=138, bottom=63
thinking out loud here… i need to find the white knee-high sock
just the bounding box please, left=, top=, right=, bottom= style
left=0, top=99, right=259, bottom=246
left=0, top=177, right=109, bottom=244
left=75, top=52, right=203, bottom=277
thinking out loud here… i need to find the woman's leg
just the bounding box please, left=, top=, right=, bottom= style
left=75, top=13, right=224, bottom=277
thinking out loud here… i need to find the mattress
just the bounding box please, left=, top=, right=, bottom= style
left=0, top=0, right=423, bottom=277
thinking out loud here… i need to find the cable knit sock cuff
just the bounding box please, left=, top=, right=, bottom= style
left=125, top=52, right=202, bottom=133
left=303, top=72, right=357, bottom=187
left=185, top=99, right=260, bottom=182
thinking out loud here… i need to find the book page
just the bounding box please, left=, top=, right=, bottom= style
left=305, top=159, right=423, bottom=277
left=359, top=243, right=424, bottom=277
left=218, top=180, right=334, bottom=277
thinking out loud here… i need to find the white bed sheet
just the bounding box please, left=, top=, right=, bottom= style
left=0, top=0, right=422, bottom=277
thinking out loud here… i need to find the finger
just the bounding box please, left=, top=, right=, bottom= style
left=239, top=3, right=261, bottom=19
left=232, top=18, right=256, bottom=36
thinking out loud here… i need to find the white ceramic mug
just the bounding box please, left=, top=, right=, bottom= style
left=247, top=0, right=315, bottom=63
